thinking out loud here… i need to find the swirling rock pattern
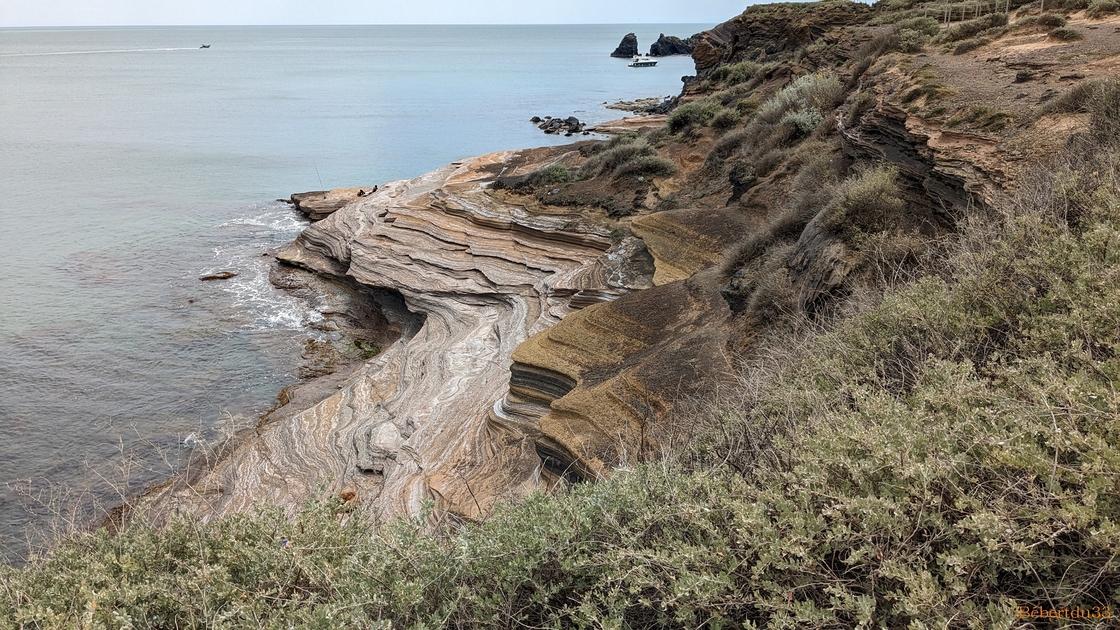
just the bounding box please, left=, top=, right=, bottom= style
left=150, top=145, right=654, bottom=523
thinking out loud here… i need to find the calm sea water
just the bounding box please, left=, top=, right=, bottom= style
left=0, top=24, right=702, bottom=558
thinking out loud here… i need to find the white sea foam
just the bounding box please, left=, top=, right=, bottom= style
left=207, top=203, right=323, bottom=331
left=218, top=206, right=307, bottom=234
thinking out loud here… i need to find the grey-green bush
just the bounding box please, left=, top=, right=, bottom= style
left=667, top=99, right=721, bottom=132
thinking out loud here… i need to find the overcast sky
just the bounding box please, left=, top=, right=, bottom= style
left=0, top=0, right=761, bottom=27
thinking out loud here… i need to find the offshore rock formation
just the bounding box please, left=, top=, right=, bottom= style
left=610, top=33, right=639, bottom=58
left=150, top=145, right=657, bottom=522
left=649, top=33, right=698, bottom=56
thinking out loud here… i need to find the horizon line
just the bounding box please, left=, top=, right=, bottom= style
left=1, top=22, right=718, bottom=29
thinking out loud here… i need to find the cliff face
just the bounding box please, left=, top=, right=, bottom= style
left=692, top=1, right=871, bottom=70
left=151, top=1, right=1116, bottom=526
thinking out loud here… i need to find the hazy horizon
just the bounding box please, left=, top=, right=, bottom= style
left=1, top=0, right=765, bottom=28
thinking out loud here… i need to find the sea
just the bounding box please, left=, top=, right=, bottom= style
left=0, top=24, right=703, bottom=560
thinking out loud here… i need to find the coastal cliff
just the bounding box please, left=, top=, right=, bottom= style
left=150, top=0, right=1120, bottom=528
left=11, top=1, right=1120, bottom=625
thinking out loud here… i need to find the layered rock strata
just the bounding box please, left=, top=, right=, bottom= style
left=150, top=146, right=655, bottom=522
left=692, top=1, right=871, bottom=70
left=291, top=187, right=377, bottom=221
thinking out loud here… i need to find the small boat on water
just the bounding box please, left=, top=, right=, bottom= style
left=199, top=44, right=211, bottom=49
left=628, top=55, right=657, bottom=67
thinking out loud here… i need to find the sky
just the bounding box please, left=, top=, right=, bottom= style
left=0, top=0, right=760, bottom=27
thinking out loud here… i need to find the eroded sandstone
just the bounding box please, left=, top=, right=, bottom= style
left=149, top=145, right=656, bottom=523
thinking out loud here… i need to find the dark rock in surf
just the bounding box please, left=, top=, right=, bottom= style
left=534, top=115, right=585, bottom=135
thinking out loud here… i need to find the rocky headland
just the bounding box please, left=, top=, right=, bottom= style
left=148, top=144, right=660, bottom=523
left=648, top=33, right=701, bottom=56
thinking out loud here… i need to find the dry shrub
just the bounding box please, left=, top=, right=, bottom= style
left=611, top=155, right=676, bottom=180
left=1049, top=25, right=1085, bottom=40
left=1086, top=0, right=1120, bottom=17
left=579, top=137, right=654, bottom=178
left=933, top=12, right=1009, bottom=43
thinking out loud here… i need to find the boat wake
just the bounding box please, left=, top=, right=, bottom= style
left=1, top=47, right=199, bottom=58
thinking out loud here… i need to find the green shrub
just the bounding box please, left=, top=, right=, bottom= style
left=1049, top=25, right=1085, bottom=40
left=1036, top=12, right=1068, bottom=27
left=1049, top=0, right=1090, bottom=8
left=1087, top=0, right=1120, bottom=17
left=895, top=16, right=940, bottom=52
left=709, top=60, right=762, bottom=85
left=579, top=137, right=655, bottom=178
left=897, top=15, right=941, bottom=37
left=953, top=36, right=992, bottom=54
left=710, top=107, right=741, bottom=130
left=612, top=155, right=677, bottom=180
left=780, top=107, right=824, bottom=134
left=818, top=166, right=907, bottom=238
left=897, top=28, right=930, bottom=52
left=758, top=73, right=843, bottom=125
left=531, top=162, right=572, bottom=185
left=706, top=127, right=754, bottom=167
left=1034, top=78, right=1099, bottom=115
left=667, top=99, right=721, bottom=132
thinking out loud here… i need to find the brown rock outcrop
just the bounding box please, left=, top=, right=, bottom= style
left=649, top=33, right=698, bottom=57
left=631, top=207, right=757, bottom=285
left=291, top=187, right=378, bottom=221
left=692, top=1, right=871, bottom=70
left=511, top=272, right=733, bottom=482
